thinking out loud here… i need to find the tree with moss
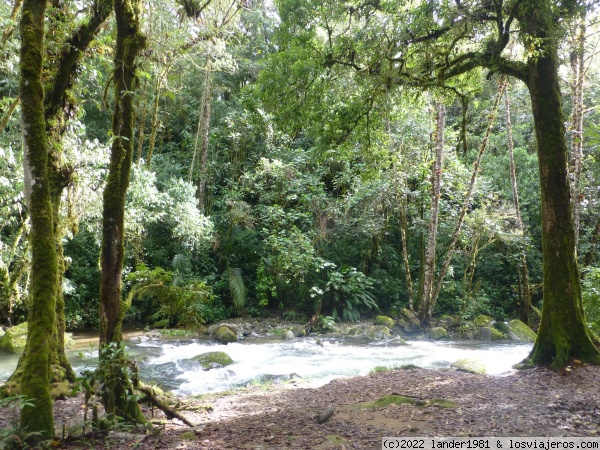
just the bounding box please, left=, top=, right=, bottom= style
left=7, top=0, right=112, bottom=380
left=16, top=0, right=113, bottom=439
left=98, top=0, right=147, bottom=423
left=272, top=0, right=599, bottom=368
left=18, top=0, right=57, bottom=438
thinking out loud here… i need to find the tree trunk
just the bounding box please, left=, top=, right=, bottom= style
left=524, top=45, right=599, bottom=368
left=196, top=60, right=213, bottom=212
left=18, top=0, right=57, bottom=439
left=136, top=80, right=149, bottom=164
left=399, top=201, right=414, bottom=310
left=9, top=0, right=113, bottom=393
left=569, top=19, right=586, bottom=249
left=144, top=76, right=162, bottom=168
left=419, top=101, right=444, bottom=326
left=430, top=83, right=503, bottom=310
left=99, top=0, right=146, bottom=423
left=504, top=81, right=531, bottom=325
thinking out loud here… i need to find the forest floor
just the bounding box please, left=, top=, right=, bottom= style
left=3, top=363, right=598, bottom=449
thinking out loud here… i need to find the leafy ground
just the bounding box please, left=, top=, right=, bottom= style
left=3, top=363, right=599, bottom=449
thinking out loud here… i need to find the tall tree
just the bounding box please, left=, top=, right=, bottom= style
left=504, top=80, right=532, bottom=324
left=98, top=0, right=146, bottom=422
left=18, top=0, right=57, bottom=438
left=418, top=100, right=445, bottom=326
left=8, top=0, right=113, bottom=391
left=273, top=0, right=600, bottom=367
left=428, top=82, right=504, bottom=323
left=16, top=0, right=113, bottom=438
left=568, top=16, right=586, bottom=249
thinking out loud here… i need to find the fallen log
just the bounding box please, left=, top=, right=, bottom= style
left=137, top=382, right=195, bottom=427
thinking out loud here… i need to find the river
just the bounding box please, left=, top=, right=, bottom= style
left=0, top=334, right=532, bottom=396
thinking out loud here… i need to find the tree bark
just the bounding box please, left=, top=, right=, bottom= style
left=524, top=44, right=599, bottom=368
left=99, top=0, right=146, bottom=423
left=419, top=101, right=444, bottom=326
left=18, top=0, right=57, bottom=439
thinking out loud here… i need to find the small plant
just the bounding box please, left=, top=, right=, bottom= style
left=369, top=366, right=391, bottom=374
left=0, top=395, right=41, bottom=449
left=319, top=315, right=336, bottom=331
left=318, top=264, right=378, bottom=321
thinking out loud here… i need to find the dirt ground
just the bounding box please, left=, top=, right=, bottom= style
left=3, top=363, right=599, bottom=449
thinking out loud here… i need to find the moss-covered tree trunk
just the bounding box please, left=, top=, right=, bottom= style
left=7, top=0, right=113, bottom=391
left=18, top=0, right=57, bottom=439
left=98, top=0, right=146, bottom=423
left=525, top=44, right=600, bottom=368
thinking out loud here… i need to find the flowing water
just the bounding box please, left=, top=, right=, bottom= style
left=0, top=334, right=531, bottom=397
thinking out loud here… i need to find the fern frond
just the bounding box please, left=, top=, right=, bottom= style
left=227, top=267, right=246, bottom=312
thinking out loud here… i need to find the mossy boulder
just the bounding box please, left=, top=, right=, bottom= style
left=208, top=323, right=239, bottom=335
left=374, top=315, right=395, bottom=328
left=214, top=326, right=238, bottom=344
left=396, top=308, right=421, bottom=334
left=346, top=324, right=392, bottom=340
left=499, top=319, right=536, bottom=342
left=291, top=325, right=307, bottom=337
left=0, top=322, right=28, bottom=353
left=436, top=315, right=460, bottom=329
left=188, top=351, right=234, bottom=370
left=283, top=330, right=295, bottom=340
left=451, top=358, right=486, bottom=374
left=476, top=326, right=505, bottom=341
left=456, top=322, right=476, bottom=338
left=473, top=315, right=494, bottom=327
left=428, top=327, right=448, bottom=340
left=366, top=325, right=391, bottom=340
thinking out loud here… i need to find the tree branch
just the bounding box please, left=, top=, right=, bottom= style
left=44, top=0, right=113, bottom=123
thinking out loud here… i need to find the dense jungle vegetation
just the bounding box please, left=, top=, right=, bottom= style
left=3, top=0, right=600, bottom=439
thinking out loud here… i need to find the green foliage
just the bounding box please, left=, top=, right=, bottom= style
left=9, top=0, right=600, bottom=338
left=0, top=395, right=41, bottom=449
left=93, top=342, right=147, bottom=427
left=225, top=267, right=246, bottom=313
left=314, top=263, right=378, bottom=322
left=582, top=266, right=600, bottom=338
left=318, top=315, right=336, bottom=331
left=125, top=264, right=214, bottom=330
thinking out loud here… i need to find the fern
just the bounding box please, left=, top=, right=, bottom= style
left=226, top=267, right=246, bottom=313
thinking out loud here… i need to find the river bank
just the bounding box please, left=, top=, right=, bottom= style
left=14, top=362, right=600, bottom=449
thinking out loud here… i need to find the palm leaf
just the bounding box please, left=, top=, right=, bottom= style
left=227, top=267, right=246, bottom=312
